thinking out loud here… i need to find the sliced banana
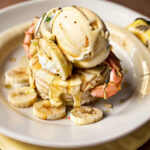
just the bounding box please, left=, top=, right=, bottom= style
left=39, top=39, right=72, bottom=80
left=8, top=87, right=37, bottom=108
left=33, top=100, right=66, bottom=120
left=5, top=67, right=29, bottom=87
left=40, top=21, right=56, bottom=41
left=29, top=39, right=38, bottom=57
left=70, top=106, right=103, bottom=125
left=126, top=18, right=150, bottom=49
left=27, top=68, right=35, bottom=89
left=40, top=8, right=61, bottom=41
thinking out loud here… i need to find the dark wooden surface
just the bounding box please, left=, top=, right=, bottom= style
left=108, top=0, right=150, bottom=17
left=0, top=0, right=150, bottom=149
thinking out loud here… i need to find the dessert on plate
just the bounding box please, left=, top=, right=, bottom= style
left=5, top=6, right=123, bottom=125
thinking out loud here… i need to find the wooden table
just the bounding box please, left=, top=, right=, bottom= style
left=0, top=0, right=150, bottom=149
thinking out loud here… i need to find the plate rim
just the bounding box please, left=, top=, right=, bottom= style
left=0, top=0, right=150, bottom=148
left=0, top=0, right=145, bottom=17
left=0, top=112, right=150, bottom=148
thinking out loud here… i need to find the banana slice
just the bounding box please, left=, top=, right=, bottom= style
left=27, top=68, right=35, bottom=89
left=33, top=100, right=66, bottom=120
left=40, top=21, right=56, bottom=41
left=40, top=8, right=61, bottom=41
left=126, top=18, right=150, bottom=49
left=39, top=39, right=72, bottom=80
left=8, top=87, right=37, bottom=108
left=5, top=67, right=29, bottom=87
left=70, top=106, right=103, bottom=125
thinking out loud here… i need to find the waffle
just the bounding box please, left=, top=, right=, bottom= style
left=29, top=55, right=108, bottom=106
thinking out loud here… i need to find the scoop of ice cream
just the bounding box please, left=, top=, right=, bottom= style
left=52, top=6, right=110, bottom=68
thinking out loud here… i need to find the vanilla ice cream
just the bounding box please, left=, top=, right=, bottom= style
left=52, top=6, right=110, bottom=68
left=36, top=6, right=110, bottom=70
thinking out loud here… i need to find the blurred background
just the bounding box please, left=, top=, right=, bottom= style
left=0, top=0, right=150, bottom=17
left=0, top=0, right=150, bottom=149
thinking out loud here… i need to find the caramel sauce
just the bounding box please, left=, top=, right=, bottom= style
left=49, top=74, right=82, bottom=107
left=9, top=57, right=16, bottom=62
left=4, top=84, right=12, bottom=89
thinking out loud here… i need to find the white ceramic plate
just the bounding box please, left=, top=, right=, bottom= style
left=0, top=0, right=150, bottom=148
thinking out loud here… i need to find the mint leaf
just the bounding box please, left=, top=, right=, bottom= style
left=42, top=13, right=46, bottom=19
left=45, top=17, right=52, bottom=22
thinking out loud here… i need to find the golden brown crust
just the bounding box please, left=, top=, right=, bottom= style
left=31, top=62, right=108, bottom=106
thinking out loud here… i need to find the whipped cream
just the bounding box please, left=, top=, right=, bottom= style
left=38, top=52, right=59, bottom=74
